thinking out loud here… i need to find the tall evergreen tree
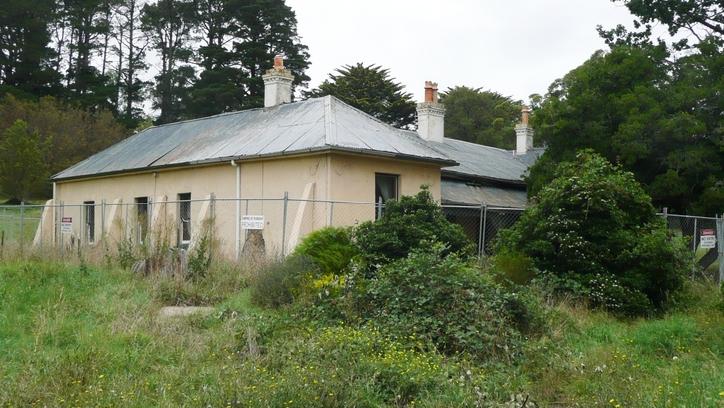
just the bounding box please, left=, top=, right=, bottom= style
left=0, top=120, right=48, bottom=201
left=306, top=63, right=416, bottom=129
left=0, top=0, right=60, bottom=97
left=115, top=0, right=148, bottom=126
left=141, top=0, right=195, bottom=124
left=439, top=86, right=522, bottom=149
left=187, top=0, right=310, bottom=118
left=63, top=0, right=116, bottom=110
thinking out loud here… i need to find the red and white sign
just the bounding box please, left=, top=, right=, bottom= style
left=61, top=217, right=72, bottom=234
left=700, top=229, right=716, bottom=249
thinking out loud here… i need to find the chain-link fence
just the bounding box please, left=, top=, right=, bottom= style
left=0, top=198, right=721, bottom=283
left=659, top=213, right=722, bottom=281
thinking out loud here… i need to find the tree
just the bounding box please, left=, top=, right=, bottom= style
left=499, top=151, right=688, bottom=316
left=527, top=44, right=723, bottom=214
left=0, top=0, right=60, bottom=97
left=0, top=94, right=127, bottom=195
left=62, top=0, right=117, bottom=111
left=614, top=0, right=723, bottom=40
left=114, top=0, right=149, bottom=127
left=439, top=86, right=522, bottom=149
left=141, top=0, right=195, bottom=124
left=0, top=120, right=48, bottom=200
left=186, top=0, right=310, bottom=118
left=306, top=63, right=416, bottom=129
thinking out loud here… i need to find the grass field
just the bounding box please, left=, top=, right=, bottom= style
left=1, top=260, right=722, bottom=407
left=0, top=205, right=43, bottom=244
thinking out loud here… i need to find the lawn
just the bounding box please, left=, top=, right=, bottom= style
left=0, top=261, right=722, bottom=407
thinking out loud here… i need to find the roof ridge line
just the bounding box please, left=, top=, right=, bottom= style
left=323, top=96, right=337, bottom=146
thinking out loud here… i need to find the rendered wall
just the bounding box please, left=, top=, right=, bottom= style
left=52, top=152, right=442, bottom=258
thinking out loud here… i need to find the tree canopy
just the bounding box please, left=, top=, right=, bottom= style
left=0, top=120, right=48, bottom=201
left=439, top=86, right=522, bottom=149
left=306, top=63, right=416, bottom=129
left=529, top=0, right=723, bottom=215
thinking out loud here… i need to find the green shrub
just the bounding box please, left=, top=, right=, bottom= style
left=293, top=227, right=358, bottom=274
left=354, top=187, right=474, bottom=274
left=492, top=249, right=536, bottom=285
left=250, top=255, right=318, bottom=308
left=499, top=151, right=688, bottom=315
left=355, top=244, right=544, bottom=361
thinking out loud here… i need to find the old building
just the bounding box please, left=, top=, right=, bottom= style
left=35, top=56, right=539, bottom=259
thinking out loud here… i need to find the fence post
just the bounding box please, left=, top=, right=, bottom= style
left=692, top=217, right=698, bottom=277
left=101, top=200, right=106, bottom=242
left=281, top=192, right=288, bottom=257
left=477, top=204, right=484, bottom=256
left=717, top=215, right=723, bottom=285
left=481, top=204, right=488, bottom=257
left=329, top=201, right=335, bottom=227
left=19, top=201, right=25, bottom=255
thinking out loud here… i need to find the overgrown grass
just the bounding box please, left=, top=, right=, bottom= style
left=1, top=261, right=722, bottom=406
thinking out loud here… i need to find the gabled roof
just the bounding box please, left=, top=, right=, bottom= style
left=431, top=138, right=544, bottom=184
left=53, top=96, right=456, bottom=181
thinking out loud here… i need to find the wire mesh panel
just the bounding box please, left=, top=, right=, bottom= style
left=662, top=213, right=720, bottom=279
left=442, top=205, right=484, bottom=253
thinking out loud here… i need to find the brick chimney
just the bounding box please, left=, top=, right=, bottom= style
left=515, top=105, right=534, bottom=155
left=417, top=81, right=445, bottom=143
left=262, top=55, right=294, bottom=108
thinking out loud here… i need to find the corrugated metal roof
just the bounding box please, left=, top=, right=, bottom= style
left=53, top=96, right=455, bottom=181
left=441, top=179, right=528, bottom=207
left=431, top=138, right=544, bottom=184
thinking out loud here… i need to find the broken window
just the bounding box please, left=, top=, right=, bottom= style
left=83, top=201, right=95, bottom=243
left=135, top=197, right=149, bottom=244
left=375, top=173, right=399, bottom=219
left=178, top=193, right=191, bottom=246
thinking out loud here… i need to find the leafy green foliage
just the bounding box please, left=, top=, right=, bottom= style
left=501, top=151, right=689, bottom=315
left=0, top=95, right=127, bottom=197
left=355, top=245, right=544, bottom=361
left=529, top=37, right=723, bottom=215
left=306, top=63, right=416, bottom=129
left=354, top=187, right=474, bottom=273
left=0, top=120, right=48, bottom=201
left=439, top=86, right=523, bottom=149
left=293, top=227, right=358, bottom=275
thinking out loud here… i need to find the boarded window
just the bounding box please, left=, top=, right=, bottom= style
left=178, top=193, right=191, bottom=245
left=135, top=197, right=149, bottom=243
left=375, top=173, right=399, bottom=219
left=84, top=201, right=95, bottom=243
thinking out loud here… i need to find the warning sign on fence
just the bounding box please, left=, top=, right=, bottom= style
left=700, top=229, right=716, bottom=249
left=60, top=217, right=72, bottom=234
left=241, top=215, right=264, bottom=230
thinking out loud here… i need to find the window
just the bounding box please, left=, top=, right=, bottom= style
left=375, top=173, right=399, bottom=219
left=83, top=201, right=95, bottom=243
left=178, top=193, right=191, bottom=246
left=135, top=197, right=149, bottom=244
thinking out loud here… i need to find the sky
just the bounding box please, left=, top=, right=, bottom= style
left=285, top=0, right=636, bottom=103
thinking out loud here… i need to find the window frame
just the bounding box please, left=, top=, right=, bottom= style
left=177, top=193, right=191, bottom=246
left=83, top=200, right=95, bottom=244
left=374, top=173, right=399, bottom=219
left=135, top=196, right=150, bottom=244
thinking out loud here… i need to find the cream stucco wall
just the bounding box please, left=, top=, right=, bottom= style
left=51, top=152, right=442, bottom=259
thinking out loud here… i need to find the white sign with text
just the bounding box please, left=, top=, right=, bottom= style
left=241, top=215, right=265, bottom=230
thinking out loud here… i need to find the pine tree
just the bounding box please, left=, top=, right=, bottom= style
left=307, top=63, right=416, bottom=129
left=141, top=0, right=195, bottom=124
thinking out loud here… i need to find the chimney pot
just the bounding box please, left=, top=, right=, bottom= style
left=423, top=81, right=439, bottom=103
left=273, top=54, right=284, bottom=70
left=521, top=105, right=531, bottom=125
